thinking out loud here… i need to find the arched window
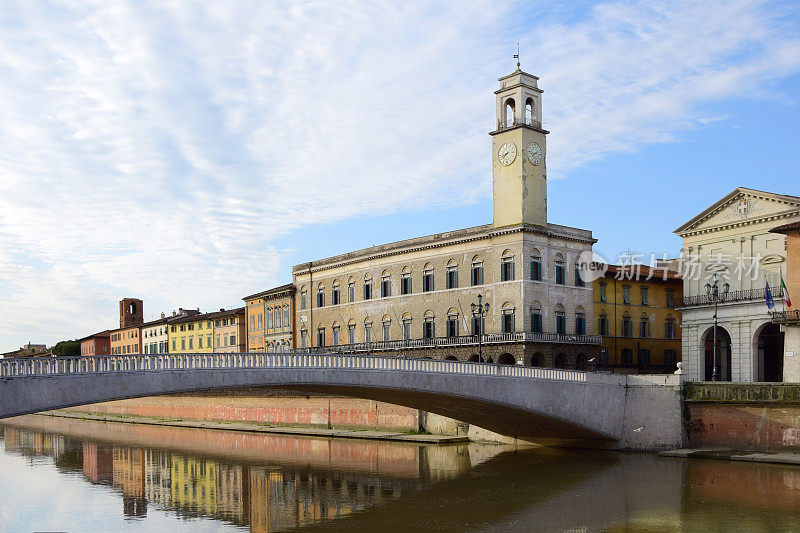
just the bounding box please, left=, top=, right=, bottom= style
left=622, top=312, right=632, bottom=338
left=402, top=313, right=412, bottom=341
left=575, top=307, right=586, bottom=335
left=316, top=326, right=325, bottom=347
left=317, top=283, right=325, bottom=308
left=422, top=263, right=434, bottom=292
left=347, top=319, right=356, bottom=344
left=381, top=270, right=392, bottom=298
left=499, top=353, right=516, bottom=365
left=554, top=353, right=566, bottom=368
left=505, top=98, right=516, bottom=127
left=501, top=250, right=515, bottom=282
left=575, top=354, right=587, bottom=370
left=639, top=313, right=651, bottom=338
left=348, top=277, right=355, bottom=302
left=401, top=266, right=412, bottom=295
left=300, top=286, right=308, bottom=310
left=382, top=315, right=391, bottom=341
left=364, top=317, right=373, bottom=343
left=555, top=304, right=566, bottom=335
left=423, top=310, right=435, bottom=339
left=598, top=311, right=609, bottom=336
left=665, top=315, right=676, bottom=339
left=554, top=254, right=566, bottom=285
left=530, top=302, right=543, bottom=333
left=530, top=249, right=542, bottom=281
left=471, top=255, right=484, bottom=286
left=363, top=273, right=373, bottom=300
left=501, top=302, right=515, bottom=333
left=331, top=322, right=341, bottom=346
left=446, top=259, right=459, bottom=289
left=331, top=280, right=340, bottom=305
left=530, top=352, right=543, bottom=367
left=300, top=328, right=308, bottom=348
left=446, top=308, right=459, bottom=337
left=525, top=97, right=534, bottom=125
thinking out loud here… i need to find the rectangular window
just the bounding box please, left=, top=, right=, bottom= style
left=332, top=327, right=340, bottom=346
left=664, top=349, right=677, bottom=366
left=284, top=307, right=290, bottom=327
left=575, top=266, right=585, bottom=287
left=471, top=316, right=484, bottom=336
left=348, top=325, right=356, bottom=345
left=383, top=322, right=391, bottom=341
left=665, top=289, right=675, bottom=308
left=300, top=291, right=307, bottom=310
left=300, top=331, right=307, bottom=348
left=215, top=335, right=220, bottom=347
left=229, top=335, right=235, bottom=347
left=423, top=321, right=434, bottom=339
left=531, top=257, right=542, bottom=281
left=622, top=285, right=631, bottom=304
left=422, top=271, right=434, bottom=292
left=268, top=311, right=273, bottom=328
left=207, top=334, right=211, bottom=347
left=250, top=316, right=255, bottom=330
left=332, top=288, right=340, bottom=305
left=665, top=321, right=676, bottom=339
left=257, top=314, right=263, bottom=329
left=639, top=320, right=650, bottom=338
left=221, top=318, right=228, bottom=326
left=188, top=337, right=193, bottom=350
left=363, top=282, right=372, bottom=300
left=348, top=283, right=355, bottom=302
left=640, top=286, right=649, bottom=305
left=364, top=325, right=372, bottom=343
left=181, top=338, right=186, bottom=350
left=317, top=291, right=324, bottom=308
left=621, top=348, right=633, bottom=364
left=471, top=263, right=484, bottom=286
left=317, top=329, right=325, bottom=347
left=401, top=275, right=412, bottom=295
left=598, top=317, right=609, bottom=336
left=501, top=258, right=514, bottom=282
left=501, top=312, right=514, bottom=333
left=275, top=308, right=281, bottom=328
left=638, top=348, right=651, bottom=365
left=575, top=315, right=586, bottom=335
left=199, top=337, right=204, bottom=349
left=381, top=279, right=391, bottom=298
left=172, top=339, right=176, bottom=351
left=556, top=314, right=566, bottom=335
left=403, top=321, right=412, bottom=341
left=446, top=318, right=458, bottom=337
left=446, top=267, right=458, bottom=289
left=622, top=319, right=632, bottom=338
left=531, top=312, right=542, bottom=333
left=555, top=263, right=565, bottom=285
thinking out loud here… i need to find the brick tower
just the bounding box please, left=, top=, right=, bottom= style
left=119, top=298, right=144, bottom=328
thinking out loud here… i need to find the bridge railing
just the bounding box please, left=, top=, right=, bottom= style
left=0, top=353, right=595, bottom=382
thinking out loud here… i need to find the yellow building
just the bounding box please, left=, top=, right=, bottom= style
left=243, top=284, right=296, bottom=353
left=593, top=264, right=683, bottom=373
left=168, top=313, right=214, bottom=354
left=170, top=455, right=217, bottom=516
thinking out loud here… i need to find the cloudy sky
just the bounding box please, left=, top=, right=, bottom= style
left=1, top=0, right=799, bottom=350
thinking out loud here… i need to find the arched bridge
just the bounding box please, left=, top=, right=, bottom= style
left=0, top=353, right=684, bottom=450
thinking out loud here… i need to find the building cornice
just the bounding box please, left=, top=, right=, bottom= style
left=677, top=209, right=800, bottom=238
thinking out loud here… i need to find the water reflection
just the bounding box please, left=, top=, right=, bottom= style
left=2, top=415, right=800, bottom=532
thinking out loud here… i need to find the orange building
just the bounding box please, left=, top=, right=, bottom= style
left=110, top=326, right=141, bottom=355
left=79, top=330, right=110, bottom=356
left=243, top=284, right=296, bottom=352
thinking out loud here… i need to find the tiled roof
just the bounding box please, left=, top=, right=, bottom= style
left=170, top=306, right=245, bottom=324
left=769, top=221, right=800, bottom=233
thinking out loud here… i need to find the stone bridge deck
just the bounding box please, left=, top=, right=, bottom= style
left=0, top=353, right=684, bottom=450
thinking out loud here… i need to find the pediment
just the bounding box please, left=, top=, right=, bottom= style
left=675, top=188, right=800, bottom=236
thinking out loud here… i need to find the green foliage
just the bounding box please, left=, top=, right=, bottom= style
left=52, top=340, right=80, bottom=356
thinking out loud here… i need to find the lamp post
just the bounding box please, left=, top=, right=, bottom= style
left=705, top=273, right=730, bottom=381
left=470, top=294, right=490, bottom=363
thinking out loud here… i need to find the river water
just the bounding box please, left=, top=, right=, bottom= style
left=1, top=415, right=799, bottom=532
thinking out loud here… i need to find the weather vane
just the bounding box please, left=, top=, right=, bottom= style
left=514, top=42, right=520, bottom=69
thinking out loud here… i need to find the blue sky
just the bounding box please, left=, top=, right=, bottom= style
left=1, top=0, right=800, bottom=350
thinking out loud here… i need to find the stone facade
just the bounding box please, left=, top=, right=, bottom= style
left=676, top=188, right=800, bottom=382
left=291, top=68, right=599, bottom=366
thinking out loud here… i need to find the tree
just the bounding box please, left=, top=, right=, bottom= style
left=52, top=340, right=80, bottom=357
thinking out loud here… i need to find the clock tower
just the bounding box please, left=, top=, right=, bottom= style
left=490, top=67, right=548, bottom=228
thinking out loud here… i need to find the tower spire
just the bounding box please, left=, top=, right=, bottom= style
left=513, top=42, right=520, bottom=70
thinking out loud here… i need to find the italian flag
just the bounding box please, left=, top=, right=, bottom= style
left=782, top=273, right=793, bottom=308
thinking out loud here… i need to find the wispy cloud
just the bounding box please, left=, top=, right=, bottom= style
left=0, top=0, right=798, bottom=348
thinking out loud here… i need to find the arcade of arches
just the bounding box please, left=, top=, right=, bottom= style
left=702, top=324, right=784, bottom=382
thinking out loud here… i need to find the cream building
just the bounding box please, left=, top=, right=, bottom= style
left=292, top=67, right=599, bottom=366
left=676, top=188, right=800, bottom=382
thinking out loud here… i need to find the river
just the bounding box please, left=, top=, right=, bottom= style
left=1, top=415, right=799, bottom=532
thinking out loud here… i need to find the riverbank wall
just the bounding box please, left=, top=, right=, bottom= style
left=60, top=388, right=515, bottom=443
left=684, top=382, right=800, bottom=451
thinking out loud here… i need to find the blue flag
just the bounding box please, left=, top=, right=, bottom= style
left=766, top=281, right=775, bottom=309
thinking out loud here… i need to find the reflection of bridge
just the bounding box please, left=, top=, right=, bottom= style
left=0, top=353, right=683, bottom=449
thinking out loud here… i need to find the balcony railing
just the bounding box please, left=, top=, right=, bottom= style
left=770, top=310, right=800, bottom=324
left=681, top=286, right=783, bottom=307
left=494, top=118, right=543, bottom=132
left=298, top=332, right=601, bottom=355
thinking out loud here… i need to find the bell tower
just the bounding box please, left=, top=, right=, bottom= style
left=490, top=67, right=548, bottom=228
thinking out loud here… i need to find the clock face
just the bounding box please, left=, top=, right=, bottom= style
left=526, top=142, right=543, bottom=165
left=497, top=142, right=517, bottom=166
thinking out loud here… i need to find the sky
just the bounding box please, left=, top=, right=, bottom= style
left=1, top=0, right=800, bottom=351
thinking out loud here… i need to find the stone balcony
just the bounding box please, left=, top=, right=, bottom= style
left=681, top=286, right=784, bottom=308
left=297, top=332, right=602, bottom=355
left=771, top=309, right=800, bottom=325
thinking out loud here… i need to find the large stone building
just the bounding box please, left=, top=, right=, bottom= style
left=291, top=68, right=599, bottom=366
left=676, top=188, right=800, bottom=382
left=593, top=264, right=682, bottom=373
left=768, top=220, right=800, bottom=381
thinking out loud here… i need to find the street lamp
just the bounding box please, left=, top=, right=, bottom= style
left=705, top=273, right=730, bottom=381
left=470, top=294, right=490, bottom=363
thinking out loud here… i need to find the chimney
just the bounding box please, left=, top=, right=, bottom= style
left=172, top=310, right=176, bottom=317
left=160, top=312, right=165, bottom=319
